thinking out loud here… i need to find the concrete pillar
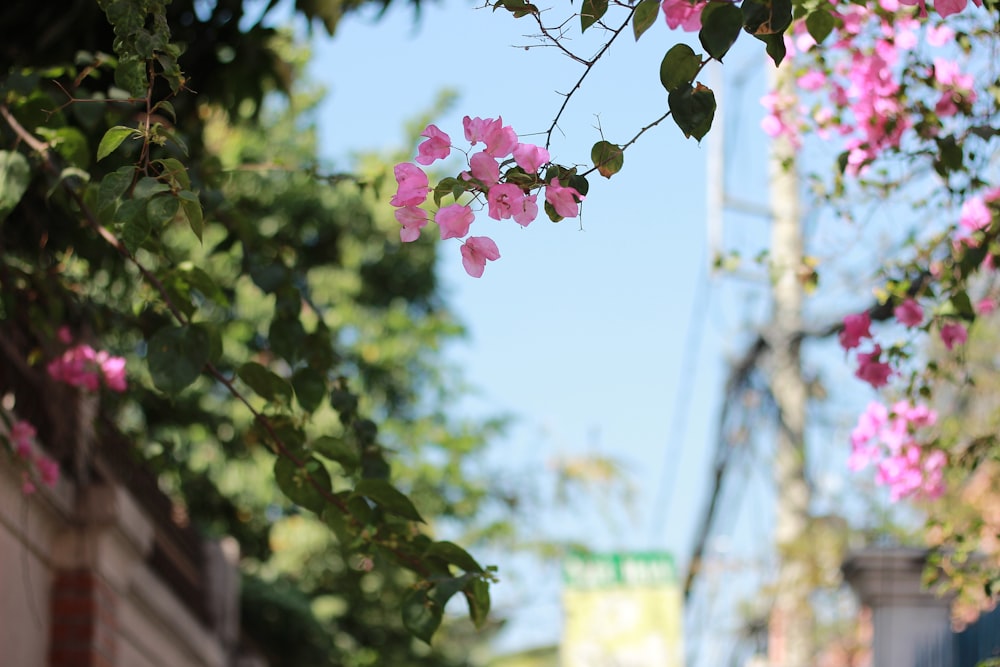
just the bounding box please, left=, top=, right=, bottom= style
left=842, top=548, right=952, bottom=667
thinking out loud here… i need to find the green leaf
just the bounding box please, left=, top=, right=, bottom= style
left=755, top=31, right=787, bottom=66
left=292, top=367, right=327, bottom=412
left=950, top=291, right=975, bottom=319
left=237, top=362, right=293, bottom=404
left=633, top=0, right=660, bottom=40
left=426, top=541, right=484, bottom=573
left=699, top=2, right=744, bottom=61
left=274, top=456, right=332, bottom=514
left=0, top=151, right=31, bottom=222
left=581, top=0, right=609, bottom=31
left=133, top=176, right=169, bottom=199
left=492, top=0, right=539, bottom=17
left=352, top=478, right=425, bottom=522
left=668, top=83, right=717, bottom=141
left=402, top=588, right=442, bottom=644
left=147, top=325, right=211, bottom=393
left=153, top=157, right=190, bottom=190
left=464, top=577, right=491, bottom=629
left=116, top=198, right=151, bottom=254
left=97, top=166, right=134, bottom=219
left=147, top=194, right=180, bottom=226
left=178, top=190, right=203, bottom=241
left=805, top=9, right=835, bottom=44
left=660, top=44, right=702, bottom=93
left=320, top=504, right=357, bottom=545
left=269, top=317, right=306, bottom=363
left=741, top=0, right=792, bottom=35
left=590, top=141, right=625, bottom=178
left=38, top=126, right=90, bottom=169
left=97, top=125, right=137, bottom=161
left=312, top=435, right=360, bottom=472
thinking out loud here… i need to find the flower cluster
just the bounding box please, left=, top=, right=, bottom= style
left=849, top=401, right=946, bottom=501
left=391, top=117, right=584, bottom=278
left=5, top=420, right=59, bottom=495
left=763, top=0, right=983, bottom=176
left=47, top=327, right=127, bottom=392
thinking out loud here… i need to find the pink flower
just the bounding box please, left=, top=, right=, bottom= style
left=463, top=116, right=518, bottom=157
left=36, top=456, right=59, bottom=487
left=959, top=196, right=991, bottom=232
left=976, top=297, right=995, bottom=315
left=939, top=322, right=968, bottom=350
left=513, top=194, right=538, bottom=227
left=839, top=312, right=871, bottom=350
left=395, top=206, right=429, bottom=243
left=661, top=0, right=706, bottom=31
left=797, top=71, right=827, bottom=91
left=10, top=420, right=36, bottom=457
left=545, top=178, right=583, bottom=219
left=436, top=204, right=475, bottom=240
left=926, top=24, right=955, bottom=47
left=57, top=326, right=73, bottom=344
left=467, top=151, right=500, bottom=187
left=460, top=237, right=501, bottom=278
left=389, top=163, right=430, bottom=207
left=415, top=124, right=451, bottom=165
left=463, top=116, right=494, bottom=145
left=512, top=143, right=550, bottom=173
left=935, top=0, right=966, bottom=17
left=47, top=344, right=102, bottom=391
left=483, top=120, right=518, bottom=158
left=98, top=352, right=127, bottom=392
left=894, top=299, right=923, bottom=327
left=487, top=183, right=526, bottom=221
left=855, top=345, right=892, bottom=388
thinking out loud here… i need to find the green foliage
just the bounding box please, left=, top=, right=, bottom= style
left=632, top=0, right=661, bottom=40
left=0, top=0, right=505, bottom=659
left=590, top=140, right=624, bottom=178
left=700, top=2, right=744, bottom=61
left=660, top=44, right=703, bottom=93
left=669, top=83, right=717, bottom=141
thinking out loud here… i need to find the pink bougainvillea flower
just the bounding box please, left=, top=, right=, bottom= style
left=796, top=70, right=827, bottom=92
left=926, top=24, right=955, bottom=47
left=394, top=206, right=427, bottom=243
left=894, top=299, right=923, bottom=327
left=934, top=0, right=966, bottom=17
left=512, top=143, right=550, bottom=173
left=463, top=116, right=494, bottom=145
left=939, top=322, right=968, bottom=350
left=36, top=456, right=60, bottom=487
left=415, top=124, right=451, bottom=165
left=460, top=236, right=501, bottom=278
left=661, top=0, right=706, bottom=31
left=467, top=151, right=501, bottom=187
left=436, top=204, right=475, bottom=240
left=48, top=344, right=102, bottom=391
left=545, top=178, right=583, bottom=219
left=959, top=195, right=991, bottom=232
left=483, top=119, right=518, bottom=158
left=513, top=194, right=539, bottom=227
left=855, top=344, right=892, bottom=388
left=839, top=312, right=871, bottom=350
left=487, top=183, right=526, bottom=221
left=10, top=420, right=36, bottom=459
left=976, top=297, right=996, bottom=315
left=389, top=163, right=430, bottom=207
left=97, top=352, right=128, bottom=392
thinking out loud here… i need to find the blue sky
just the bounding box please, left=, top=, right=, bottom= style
left=305, top=1, right=771, bottom=653
left=303, top=1, right=888, bottom=659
